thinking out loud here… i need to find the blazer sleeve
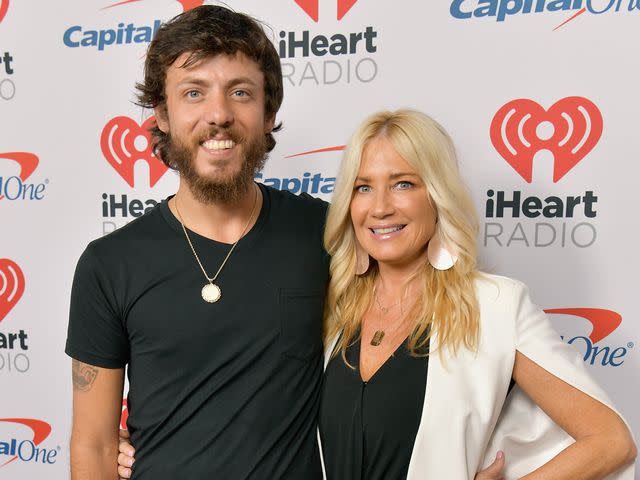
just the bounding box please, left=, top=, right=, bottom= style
left=481, top=280, right=635, bottom=480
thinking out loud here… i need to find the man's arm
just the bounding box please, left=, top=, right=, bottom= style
left=70, top=359, right=125, bottom=480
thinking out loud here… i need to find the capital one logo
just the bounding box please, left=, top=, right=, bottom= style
left=0, top=153, right=41, bottom=201
left=0, top=0, right=9, bottom=24
left=100, top=116, right=168, bottom=188
left=490, top=97, right=603, bottom=183
left=102, top=0, right=204, bottom=11
left=0, top=259, right=24, bottom=323
left=545, top=308, right=633, bottom=367
left=294, top=0, right=360, bottom=21
left=545, top=308, right=620, bottom=344
left=0, top=418, right=55, bottom=467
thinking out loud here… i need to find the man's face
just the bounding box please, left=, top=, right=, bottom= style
left=155, top=52, right=275, bottom=203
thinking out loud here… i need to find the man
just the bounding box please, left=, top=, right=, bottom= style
left=66, top=6, right=328, bottom=479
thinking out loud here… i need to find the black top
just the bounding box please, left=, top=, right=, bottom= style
left=66, top=184, right=329, bottom=480
left=319, top=337, right=428, bottom=480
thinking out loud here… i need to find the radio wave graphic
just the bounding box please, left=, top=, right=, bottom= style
left=490, top=97, right=603, bottom=183
left=0, top=259, right=25, bottom=322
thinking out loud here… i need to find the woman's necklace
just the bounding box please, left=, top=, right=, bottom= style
left=370, top=285, right=412, bottom=346
left=174, top=184, right=258, bottom=303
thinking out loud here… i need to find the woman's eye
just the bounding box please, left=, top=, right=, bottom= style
left=355, top=185, right=371, bottom=193
left=395, top=181, right=413, bottom=189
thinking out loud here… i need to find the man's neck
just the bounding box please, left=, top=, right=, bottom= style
left=169, top=179, right=262, bottom=244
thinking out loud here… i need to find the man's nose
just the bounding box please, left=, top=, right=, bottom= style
left=203, top=91, right=234, bottom=127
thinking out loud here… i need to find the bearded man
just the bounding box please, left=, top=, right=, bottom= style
left=66, top=6, right=328, bottom=479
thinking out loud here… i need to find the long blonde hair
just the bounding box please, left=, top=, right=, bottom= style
left=324, top=109, right=480, bottom=360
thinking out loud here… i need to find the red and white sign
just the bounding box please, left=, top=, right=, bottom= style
left=0, top=259, right=24, bottom=323
left=490, top=97, right=603, bottom=183
left=294, top=0, right=360, bottom=21
left=0, top=0, right=9, bottom=24
left=100, top=116, right=168, bottom=188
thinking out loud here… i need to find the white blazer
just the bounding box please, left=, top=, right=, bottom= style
left=320, top=274, right=635, bottom=480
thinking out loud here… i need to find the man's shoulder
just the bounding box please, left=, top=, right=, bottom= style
left=84, top=202, right=169, bottom=259
left=263, top=184, right=328, bottom=218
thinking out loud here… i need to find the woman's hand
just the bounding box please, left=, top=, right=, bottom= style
left=117, top=428, right=136, bottom=479
left=475, top=451, right=505, bottom=480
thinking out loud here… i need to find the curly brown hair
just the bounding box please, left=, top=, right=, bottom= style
left=136, top=5, right=283, bottom=168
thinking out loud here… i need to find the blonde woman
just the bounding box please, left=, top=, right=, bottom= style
left=117, top=110, right=636, bottom=479
left=318, top=109, right=635, bottom=479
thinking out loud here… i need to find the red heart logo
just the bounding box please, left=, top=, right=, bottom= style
left=0, top=0, right=9, bottom=24
left=0, top=152, right=39, bottom=201
left=0, top=258, right=25, bottom=322
left=293, top=0, right=359, bottom=21
left=295, top=0, right=319, bottom=21
left=100, top=116, right=168, bottom=188
left=177, top=0, right=205, bottom=11
left=490, top=97, right=603, bottom=183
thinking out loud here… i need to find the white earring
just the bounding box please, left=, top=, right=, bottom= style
left=427, top=228, right=457, bottom=270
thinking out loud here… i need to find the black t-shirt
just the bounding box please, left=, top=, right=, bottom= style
left=319, top=337, right=428, bottom=480
left=66, top=183, right=329, bottom=479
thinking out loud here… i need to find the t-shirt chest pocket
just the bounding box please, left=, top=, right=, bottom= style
left=279, top=288, right=324, bottom=361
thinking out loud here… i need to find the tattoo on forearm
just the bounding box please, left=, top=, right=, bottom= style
left=72, top=359, right=98, bottom=392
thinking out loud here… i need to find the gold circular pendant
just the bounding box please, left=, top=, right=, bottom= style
left=201, top=283, right=221, bottom=303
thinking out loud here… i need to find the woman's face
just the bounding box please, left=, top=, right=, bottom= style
left=350, top=136, right=437, bottom=271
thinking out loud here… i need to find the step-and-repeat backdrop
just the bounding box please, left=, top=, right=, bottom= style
left=1, top=0, right=638, bottom=477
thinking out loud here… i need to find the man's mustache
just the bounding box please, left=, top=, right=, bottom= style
left=196, top=127, right=244, bottom=145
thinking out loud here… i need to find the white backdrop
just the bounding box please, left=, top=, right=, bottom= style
left=1, top=0, right=638, bottom=477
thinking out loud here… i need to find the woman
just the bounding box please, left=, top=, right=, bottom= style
left=118, top=110, right=636, bottom=479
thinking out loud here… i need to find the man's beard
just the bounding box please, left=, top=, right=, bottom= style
left=166, top=127, right=267, bottom=204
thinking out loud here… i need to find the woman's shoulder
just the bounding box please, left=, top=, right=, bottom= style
left=474, top=271, right=527, bottom=295
left=473, top=272, right=532, bottom=316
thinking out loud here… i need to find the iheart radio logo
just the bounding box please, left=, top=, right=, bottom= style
left=294, top=0, right=359, bottom=21
left=0, top=259, right=24, bottom=323
left=490, top=97, right=603, bottom=183
left=0, top=418, right=52, bottom=467
left=0, top=153, right=39, bottom=201
left=544, top=308, right=621, bottom=344
left=0, top=0, right=9, bottom=24
left=102, top=0, right=203, bottom=11
left=100, top=116, right=168, bottom=188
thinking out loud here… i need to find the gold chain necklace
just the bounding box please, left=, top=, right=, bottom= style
left=370, top=285, right=414, bottom=346
left=174, top=184, right=258, bottom=303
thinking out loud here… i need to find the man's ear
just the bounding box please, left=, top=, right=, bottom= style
left=154, top=105, right=170, bottom=133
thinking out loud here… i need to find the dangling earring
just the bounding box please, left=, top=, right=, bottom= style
left=427, top=227, right=457, bottom=270
left=355, top=238, right=370, bottom=275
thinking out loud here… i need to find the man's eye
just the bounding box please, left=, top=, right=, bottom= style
left=186, top=90, right=200, bottom=99
left=355, top=185, right=371, bottom=193
left=233, top=90, right=248, bottom=97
